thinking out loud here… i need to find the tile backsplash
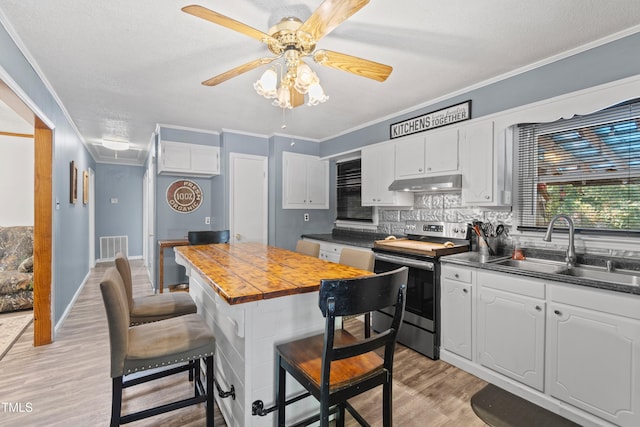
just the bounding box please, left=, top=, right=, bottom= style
left=375, top=192, right=512, bottom=237
left=338, top=191, right=640, bottom=259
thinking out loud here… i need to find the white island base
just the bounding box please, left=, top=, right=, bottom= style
left=184, top=266, right=327, bottom=426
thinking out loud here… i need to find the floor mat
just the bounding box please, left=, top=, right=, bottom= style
left=471, top=384, right=581, bottom=427
left=0, top=312, right=32, bottom=360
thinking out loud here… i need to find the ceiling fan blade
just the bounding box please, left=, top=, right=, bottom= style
left=313, top=50, right=392, bottom=82
left=299, top=0, right=369, bottom=42
left=202, top=57, right=277, bottom=86
left=182, top=5, right=277, bottom=45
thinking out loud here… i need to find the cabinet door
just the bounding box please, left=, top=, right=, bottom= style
left=161, top=141, right=190, bottom=171
left=394, top=135, right=426, bottom=179
left=441, top=279, right=472, bottom=360
left=191, top=145, right=219, bottom=175
left=547, top=302, right=640, bottom=427
left=460, top=121, right=494, bottom=204
left=306, top=158, right=328, bottom=208
left=362, top=143, right=413, bottom=206
left=283, top=153, right=308, bottom=207
left=425, top=128, right=458, bottom=174
left=477, top=287, right=545, bottom=391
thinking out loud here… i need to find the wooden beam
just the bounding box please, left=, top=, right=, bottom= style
left=33, top=118, right=53, bottom=346
left=0, top=131, right=34, bottom=138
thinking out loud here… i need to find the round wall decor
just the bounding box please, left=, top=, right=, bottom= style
left=166, top=179, right=203, bottom=213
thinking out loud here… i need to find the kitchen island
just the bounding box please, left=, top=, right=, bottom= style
left=174, top=242, right=372, bottom=427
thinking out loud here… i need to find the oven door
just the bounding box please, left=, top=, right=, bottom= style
left=373, top=252, right=435, bottom=332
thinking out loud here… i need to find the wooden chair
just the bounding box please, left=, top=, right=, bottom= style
left=114, top=252, right=196, bottom=325
left=296, top=240, right=320, bottom=257
left=188, top=230, right=230, bottom=245
left=99, top=267, right=215, bottom=427
left=338, top=248, right=375, bottom=338
left=276, top=267, right=408, bottom=427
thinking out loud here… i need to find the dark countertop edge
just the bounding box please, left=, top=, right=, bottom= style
left=441, top=252, right=640, bottom=296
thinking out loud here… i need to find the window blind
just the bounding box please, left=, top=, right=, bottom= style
left=336, top=159, right=374, bottom=222
left=517, top=99, right=640, bottom=233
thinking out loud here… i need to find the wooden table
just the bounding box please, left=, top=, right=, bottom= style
left=157, top=239, right=189, bottom=293
left=174, top=242, right=372, bottom=426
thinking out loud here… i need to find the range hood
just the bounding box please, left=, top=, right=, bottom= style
left=388, top=174, right=462, bottom=192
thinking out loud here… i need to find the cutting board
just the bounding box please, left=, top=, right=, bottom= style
left=374, top=239, right=468, bottom=257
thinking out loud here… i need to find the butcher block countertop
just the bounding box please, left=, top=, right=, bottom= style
left=373, top=238, right=468, bottom=257
left=174, top=242, right=373, bottom=305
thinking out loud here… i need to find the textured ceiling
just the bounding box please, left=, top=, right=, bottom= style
left=1, top=0, right=639, bottom=165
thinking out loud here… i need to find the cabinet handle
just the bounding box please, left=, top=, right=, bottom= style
left=418, top=168, right=423, bottom=172
left=554, top=309, right=562, bottom=316
left=427, top=167, right=431, bottom=171
left=462, top=288, right=468, bottom=294
left=454, top=273, right=459, bottom=278
left=485, top=195, right=490, bottom=200
left=535, top=305, right=542, bottom=311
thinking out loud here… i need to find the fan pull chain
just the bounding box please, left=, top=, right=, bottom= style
left=281, top=107, right=287, bottom=129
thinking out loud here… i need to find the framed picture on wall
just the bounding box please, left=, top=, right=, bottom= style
left=70, top=160, right=78, bottom=204
left=83, top=170, right=89, bottom=205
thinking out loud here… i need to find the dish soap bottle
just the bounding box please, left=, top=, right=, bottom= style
left=512, top=240, right=525, bottom=260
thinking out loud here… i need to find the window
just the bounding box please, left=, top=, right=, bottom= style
left=336, top=159, right=374, bottom=223
left=517, top=99, right=640, bottom=234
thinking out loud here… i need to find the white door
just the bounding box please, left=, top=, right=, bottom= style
left=230, top=153, right=267, bottom=244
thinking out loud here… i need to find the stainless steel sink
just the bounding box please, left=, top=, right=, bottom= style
left=491, top=258, right=567, bottom=274
left=491, top=257, right=640, bottom=286
left=557, top=266, right=640, bottom=286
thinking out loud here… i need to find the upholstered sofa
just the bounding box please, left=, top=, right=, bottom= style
left=0, top=226, right=34, bottom=313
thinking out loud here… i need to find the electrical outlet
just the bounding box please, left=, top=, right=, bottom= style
left=304, top=213, right=310, bottom=222
left=205, top=216, right=211, bottom=225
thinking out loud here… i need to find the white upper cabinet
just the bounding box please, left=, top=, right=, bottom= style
left=361, top=142, right=413, bottom=206
left=282, top=152, right=329, bottom=209
left=158, top=140, right=220, bottom=177
left=459, top=120, right=511, bottom=206
left=394, top=127, right=459, bottom=179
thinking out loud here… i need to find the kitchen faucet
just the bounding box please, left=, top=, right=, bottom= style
left=543, top=214, right=577, bottom=267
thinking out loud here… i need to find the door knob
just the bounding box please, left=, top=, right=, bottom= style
left=235, top=234, right=241, bottom=241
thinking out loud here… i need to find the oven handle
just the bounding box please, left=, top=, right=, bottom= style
left=374, top=253, right=434, bottom=271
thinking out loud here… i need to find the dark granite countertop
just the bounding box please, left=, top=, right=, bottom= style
left=301, top=229, right=392, bottom=249
left=441, top=249, right=640, bottom=296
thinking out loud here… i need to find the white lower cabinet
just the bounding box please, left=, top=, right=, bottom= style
left=477, top=271, right=545, bottom=391
left=440, top=265, right=473, bottom=360
left=547, top=283, right=640, bottom=427
left=440, top=264, right=640, bottom=427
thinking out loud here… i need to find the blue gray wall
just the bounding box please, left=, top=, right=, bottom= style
left=1, top=22, right=96, bottom=325
left=155, top=127, right=221, bottom=287
left=320, top=32, right=640, bottom=157
left=95, top=164, right=144, bottom=257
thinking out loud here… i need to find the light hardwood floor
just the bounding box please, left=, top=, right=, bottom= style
left=0, top=260, right=487, bottom=426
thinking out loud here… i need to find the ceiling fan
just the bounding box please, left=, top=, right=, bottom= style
left=182, top=0, right=393, bottom=108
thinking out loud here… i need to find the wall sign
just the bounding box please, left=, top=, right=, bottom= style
left=390, top=100, right=471, bottom=139
left=166, top=179, right=203, bottom=213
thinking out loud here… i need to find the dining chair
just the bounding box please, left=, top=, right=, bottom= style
left=275, top=266, right=408, bottom=427
left=338, top=248, right=375, bottom=338
left=114, top=252, right=196, bottom=325
left=188, top=229, right=230, bottom=245
left=99, top=267, right=215, bottom=427
left=295, top=240, right=320, bottom=257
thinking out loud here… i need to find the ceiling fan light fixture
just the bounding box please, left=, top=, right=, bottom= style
left=293, top=62, right=318, bottom=94
left=273, top=85, right=292, bottom=109
left=102, top=139, right=130, bottom=151
left=254, top=68, right=278, bottom=98
left=307, top=82, right=328, bottom=106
